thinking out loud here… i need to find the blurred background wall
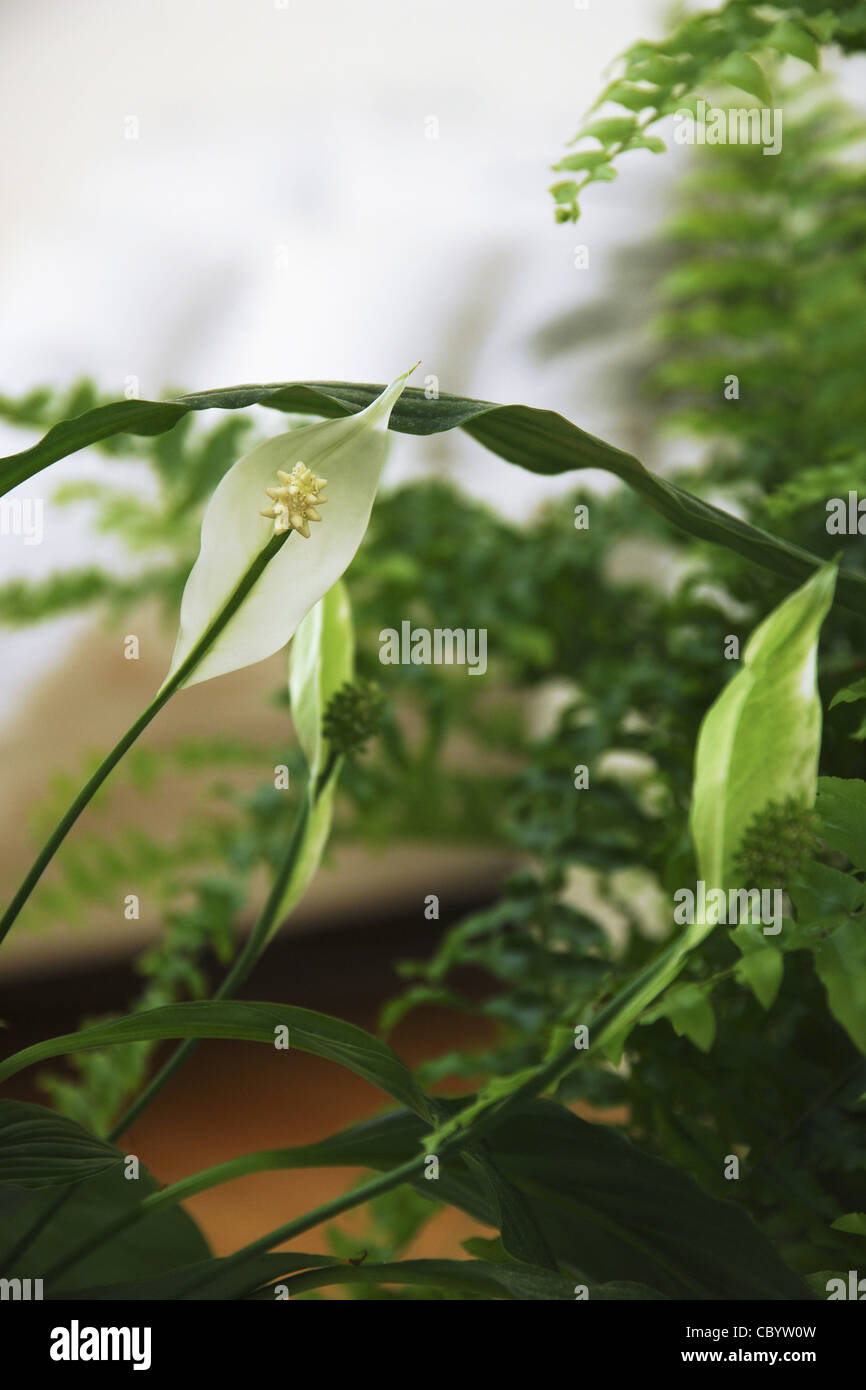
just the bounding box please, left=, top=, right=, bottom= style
left=0, top=0, right=672, bottom=712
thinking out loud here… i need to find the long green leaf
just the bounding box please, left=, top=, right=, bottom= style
left=4, top=383, right=865, bottom=615
left=0, top=1000, right=432, bottom=1121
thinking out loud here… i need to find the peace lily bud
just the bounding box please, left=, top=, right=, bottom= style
left=164, top=367, right=414, bottom=690
left=322, top=678, right=386, bottom=756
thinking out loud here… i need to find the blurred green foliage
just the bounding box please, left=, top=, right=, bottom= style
left=552, top=0, right=866, bottom=222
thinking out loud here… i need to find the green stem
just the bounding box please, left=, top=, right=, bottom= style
left=43, top=1147, right=303, bottom=1285
left=109, top=753, right=338, bottom=1141
left=176, top=1155, right=425, bottom=1300
left=0, top=530, right=290, bottom=950
left=435, top=937, right=694, bottom=1151
left=45, top=1145, right=422, bottom=1293
left=0, top=531, right=292, bottom=1273
left=40, top=751, right=340, bottom=1283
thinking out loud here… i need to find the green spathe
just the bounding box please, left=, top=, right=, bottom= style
left=275, top=580, right=355, bottom=929
left=600, top=562, right=837, bottom=1058
left=690, top=561, right=837, bottom=892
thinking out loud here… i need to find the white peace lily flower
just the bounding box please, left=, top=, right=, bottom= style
left=164, top=367, right=414, bottom=689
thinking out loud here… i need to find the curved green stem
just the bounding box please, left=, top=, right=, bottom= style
left=0, top=530, right=293, bottom=1272
left=36, top=749, right=341, bottom=1282
left=109, top=752, right=338, bottom=1141
left=0, top=530, right=290, bottom=950
left=42, top=1147, right=306, bottom=1285
left=177, top=1154, right=425, bottom=1300
left=43, top=1138, right=420, bottom=1292
left=445, top=938, right=693, bottom=1151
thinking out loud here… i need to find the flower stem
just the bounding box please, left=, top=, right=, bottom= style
left=44, top=1147, right=422, bottom=1293
left=176, top=1155, right=425, bottom=1299
left=448, top=938, right=691, bottom=1148
left=0, top=531, right=290, bottom=950
left=26, top=752, right=338, bottom=1285
left=108, top=752, right=338, bottom=1141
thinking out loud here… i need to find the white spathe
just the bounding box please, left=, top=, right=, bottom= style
left=164, top=369, right=413, bottom=689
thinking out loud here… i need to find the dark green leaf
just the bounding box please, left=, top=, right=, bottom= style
left=484, top=1102, right=811, bottom=1299
left=0, top=1101, right=120, bottom=1188
left=790, top=860, right=866, bottom=928
left=812, top=920, right=866, bottom=1054
left=251, top=1101, right=812, bottom=1299
left=462, top=1149, right=557, bottom=1270
left=0, top=1165, right=209, bottom=1291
